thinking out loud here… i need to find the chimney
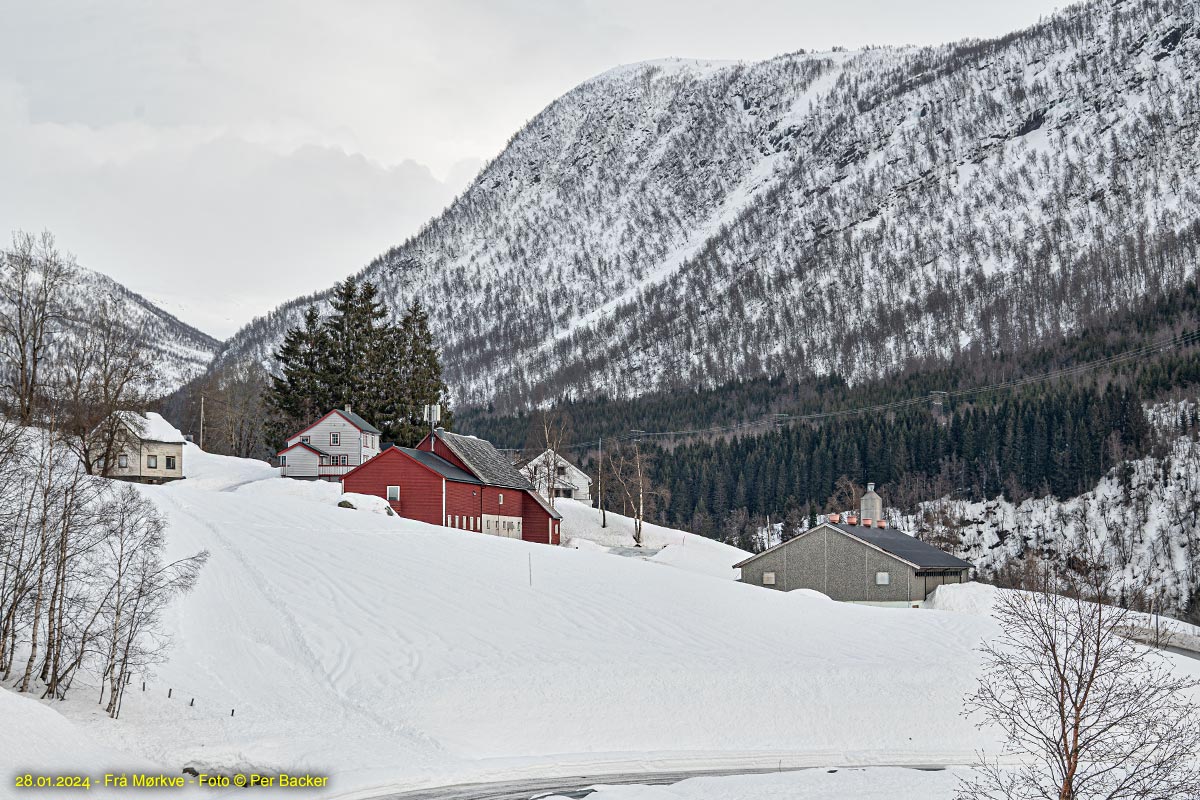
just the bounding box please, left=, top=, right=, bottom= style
left=345, top=403, right=353, bottom=415
left=828, top=513, right=840, bottom=524
left=860, top=481, right=883, bottom=526
left=877, top=519, right=886, bottom=529
left=846, top=514, right=858, bottom=525
left=862, top=518, right=873, bottom=527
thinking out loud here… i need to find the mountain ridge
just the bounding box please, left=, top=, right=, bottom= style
left=212, top=0, right=1200, bottom=412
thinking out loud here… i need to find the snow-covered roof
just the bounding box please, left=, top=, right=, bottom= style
left=115, top=411, right=187, bottom=444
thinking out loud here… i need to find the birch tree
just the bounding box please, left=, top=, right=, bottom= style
left=960, top=573, right=1200, bottom=800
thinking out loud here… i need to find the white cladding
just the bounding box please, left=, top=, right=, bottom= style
left=282, top=410, right=381, bottom=479
left=483, top=514, right=524, bottom=539
left=521, top=449, right=592, bottom=504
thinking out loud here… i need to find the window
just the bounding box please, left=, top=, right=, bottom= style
left=556, top=466, right=566, bottom=476
left=147, top=454, right=158, bottom=469
left=386, top=486, right=399, bottom=502
left=279, top=455, right=286, bottom=467
left=875, top=572, right=891, bottom=586
left=340, top=455, right=349, bottom=466
left=118, top=454, right=128, bottom=469
left=330, top=432, right=341, bottom=446
left=301, top=436, right=310, bottom=444
left=165, top=456, right=176, bottom=470
left=762, top=572, right=776, bottom=586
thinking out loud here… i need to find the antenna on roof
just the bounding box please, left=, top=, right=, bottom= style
left=424, top=404, right=442, bottom=435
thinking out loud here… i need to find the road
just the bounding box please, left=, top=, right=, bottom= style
left=368, top=765, right=949, bottom=800
left=1166, top=644, right=1200, bottom=661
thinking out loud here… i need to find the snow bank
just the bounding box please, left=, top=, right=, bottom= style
left=141, top=412, right=188, bottom=443
left=929, top=583, right=1200, bottom=658
left=544, top=767, right=971, bottom=800
left=557, top=499, right=749, bottom=579
left=0, top=688, right=151, bottom=773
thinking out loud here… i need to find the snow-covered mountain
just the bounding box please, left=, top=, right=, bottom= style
left=215, top=0, right=1200, bottom=410
left=63, top=267, right=221, bottom=391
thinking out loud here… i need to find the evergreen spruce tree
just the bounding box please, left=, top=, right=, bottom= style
left=266, top=287, right=452, bottom=449
left=266, top=305, right=331, bottom=443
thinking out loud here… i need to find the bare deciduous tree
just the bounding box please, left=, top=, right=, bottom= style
left=524, top=409, right=571, bottom=511
left=607, top=441, right=665, bottom=547
left=0, top=230, right=78, bottom=425
left=960, top=572, right=1200, bottom=800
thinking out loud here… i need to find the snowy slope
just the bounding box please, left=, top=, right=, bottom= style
left=557, top=498, right=750, bottom=579
left=3, top=440, right=1013, bottom=799
left=216, top=0, right=1200, bottom=410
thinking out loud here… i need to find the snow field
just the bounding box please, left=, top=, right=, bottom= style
left=7, top=442, right=1003, bottom=798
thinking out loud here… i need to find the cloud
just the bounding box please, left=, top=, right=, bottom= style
left=0, top=80, right=457, bottom=338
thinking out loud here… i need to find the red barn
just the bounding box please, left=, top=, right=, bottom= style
left=341, top=427, right=563, bottom=545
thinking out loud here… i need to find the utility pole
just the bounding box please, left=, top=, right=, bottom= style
left=598, top=435, right=606, bottom=528
left=199, top=395, right=205, bottom=451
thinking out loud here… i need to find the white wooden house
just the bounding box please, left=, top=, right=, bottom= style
left=97, top=411, right=186, bottom=484
left=521, top=449, right=592, bottom=504
left=278, top=407, right=382, bottom=480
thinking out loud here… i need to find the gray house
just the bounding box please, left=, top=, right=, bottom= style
left=735, top=485, right=972, bottom=607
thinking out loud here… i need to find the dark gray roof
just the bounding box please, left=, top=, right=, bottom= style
left=339, top=408, right=381, bottom=435
left=829, top=522, right=973, bottom=569
left=399, top=447, right=481, bottom=484
left=734, top=521, right=972, bottom=570
left=280, top=441, right=331, bottom=457
left=435, top=430, right=533, bottom=490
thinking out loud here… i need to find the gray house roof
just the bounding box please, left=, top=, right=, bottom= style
left=435, top=429, right=533, bottom=490
left=399, top=447, right=481, bottom=484
left=734, top=521, right=972, bottom=571
left=339, top=408, right=381, bottom=435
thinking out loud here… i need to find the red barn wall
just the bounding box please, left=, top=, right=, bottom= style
left=445, top=481, right=483, bottom=530
left=520, top=492, right=557, bottom=545
left=342, top=449, right=444, bottom=526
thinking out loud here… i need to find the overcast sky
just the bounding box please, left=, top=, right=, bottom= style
left=0, top=0, right=1063, bottom=339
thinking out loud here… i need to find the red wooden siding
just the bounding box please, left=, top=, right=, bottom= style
left=346, top=437, right=561, bottom=545
left=342, top=448, right=444, bottom=525
left=445, top=480, right=483, bottom=530
left=520, top=493, right=556, bottom=545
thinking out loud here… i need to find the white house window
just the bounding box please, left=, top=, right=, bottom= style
left=301, top=436, right=310, bottom=444
left=330, top=432, right=341, bottom=446
left=387, top=486, right=400, bottom=501
left=165, top=456, right=176, bottom=470
left=279, top=455, right=286, bottom=466
left=762, top=571, right=776, bottom=585
left=118, top=454, right=128, bottom=468
left=876, top=572, right=891, bottom=586
left=147, top=455, right=158, bottom=469
left=556, top=466, right=566, bottom=476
